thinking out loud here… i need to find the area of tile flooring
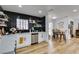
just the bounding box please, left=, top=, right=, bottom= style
left=16, top=38, right=79, bottom=54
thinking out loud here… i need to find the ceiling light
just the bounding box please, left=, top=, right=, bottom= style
left=38, top=10, right=42, bottom=14
left=18, top=5, right=22, bottom=8
left=73, top=9, right=78, bottom=12
left=52, top=16, right=57, bottom=19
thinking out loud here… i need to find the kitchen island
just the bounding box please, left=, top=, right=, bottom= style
left=0, top=32, right=48, bottom=54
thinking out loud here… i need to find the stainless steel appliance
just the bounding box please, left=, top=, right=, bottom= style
left=31, top=33, right=38, bottom=45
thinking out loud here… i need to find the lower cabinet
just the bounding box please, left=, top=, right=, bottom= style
left=38, top=32, right=48, bottom=43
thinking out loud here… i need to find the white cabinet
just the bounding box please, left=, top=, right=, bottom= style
left=0, top=35, right=15, bottom=54
left=16, top=33, right=31, bottom=48
left=38, top=32, right=48, bottom=43
left=0, top=32, right=48, bottom=53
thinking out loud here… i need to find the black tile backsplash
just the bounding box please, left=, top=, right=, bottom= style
left=3, top=10, right=45, bottom=33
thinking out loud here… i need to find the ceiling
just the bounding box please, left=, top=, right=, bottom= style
left=1, top=5, right=79, bottom=18
left=1, top=5, right=47, bottom=17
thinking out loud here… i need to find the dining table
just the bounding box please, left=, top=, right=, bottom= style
left=53, top=29, right=66, bottom=42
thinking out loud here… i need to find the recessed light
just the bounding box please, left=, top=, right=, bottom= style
left=38, top=10, right=42, bottom=14
left=52, top=16, right=57, bottom=19
left=73, top=9, right=78, bottom=12
left=18, top=5, right=22, bottom=8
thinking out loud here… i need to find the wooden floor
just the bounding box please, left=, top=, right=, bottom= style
left=16, top=38, right=79, bottom=54
left=16, top=41, right=48, bottom=54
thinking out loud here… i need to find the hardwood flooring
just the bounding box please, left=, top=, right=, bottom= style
left=16, top=38, right=79, bottom=54
left=16, top=41, right=48, bottom=54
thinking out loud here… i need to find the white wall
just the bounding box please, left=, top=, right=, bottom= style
left=45, top=15, right=49, bottom=33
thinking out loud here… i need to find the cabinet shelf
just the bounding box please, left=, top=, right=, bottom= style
left=0, top=18, right=8, bottom=21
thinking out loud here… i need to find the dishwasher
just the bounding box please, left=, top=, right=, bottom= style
left=31, top=33, right=38, bottom=45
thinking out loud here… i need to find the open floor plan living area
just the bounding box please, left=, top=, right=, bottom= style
left=0, top=5, right=79, bottom=54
